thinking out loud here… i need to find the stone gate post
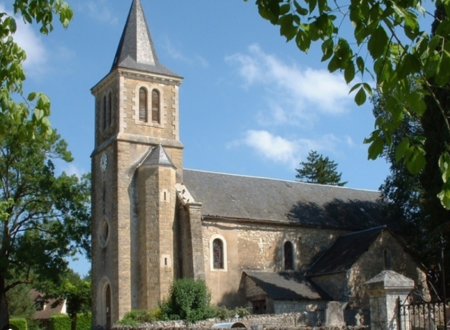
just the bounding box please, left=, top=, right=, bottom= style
left=365, top=270, right=414, bottom=330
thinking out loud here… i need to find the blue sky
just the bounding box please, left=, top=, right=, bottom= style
left=2, top=1, right=407, bottom=275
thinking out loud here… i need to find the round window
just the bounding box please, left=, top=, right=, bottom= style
left=98, top=218, right=110, bottom=248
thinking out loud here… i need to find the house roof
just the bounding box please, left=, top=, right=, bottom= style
left=244, top=271, right=332, bottom=300
left=110, top=0, right=181, bottom=78
left=29, top=290, right=65, bottom=320
left=306, top=226, right=387, bottom=276
left=182, top=169, right=391, bottom=230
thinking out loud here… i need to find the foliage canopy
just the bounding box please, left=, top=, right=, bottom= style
left=0, top=0, right=73, bottom=140
left=248, top=0, right=450, bottom=208
left=0, top=114, right=90, bottom=327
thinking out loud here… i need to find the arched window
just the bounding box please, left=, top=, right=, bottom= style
left=139, top=87, right=148, bottom=122
left=105, top=284, right=111, bottom=330
left=102, top=95, right=107, bottom=130
left=284, top=241, right=294, bottom=270
left=108, top=92, right=112, bottom=127
left=384, top=249, right=392, bottom=269
left=152, top=89, right=160, bottom=123
left=213, top=239, right=224, bottom=269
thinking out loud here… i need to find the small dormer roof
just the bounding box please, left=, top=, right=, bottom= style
left=111, top=0, right=181, bottom=78
left=141, top=145, right=176, bottom=168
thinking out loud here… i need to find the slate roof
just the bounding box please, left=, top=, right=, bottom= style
left=244, top=271, right=332, bottom=300
left=141, top=145, right=175, bottom=168
left=306, top=226, right=387, bottom=276
left=182, top=169, right=391, bottom=230
left=111, top=0, right=181, bottom=78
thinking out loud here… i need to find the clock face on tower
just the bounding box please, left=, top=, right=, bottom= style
left=100, top=153, right=108, bottom=172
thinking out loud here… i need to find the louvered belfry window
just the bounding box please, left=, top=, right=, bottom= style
left=139, top=87, right=148, bottom=122
left=108, top=92, right=112, bottom=127
left=213, top=239, right=224, bottom=269
left=152, top=89, right=160, bottom=123
left=102, top=95, right=107, bottom=130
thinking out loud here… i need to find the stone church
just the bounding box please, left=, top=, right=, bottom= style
left=91, top=0, right=426, bottom=328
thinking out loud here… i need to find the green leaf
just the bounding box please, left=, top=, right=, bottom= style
left=368, top=26, right=389, bottom=59
left=295, top=30, right=311, bottom=52
left=27, top=92, right=37, bottom=101
left=367, top=136, right=384, bottom=160
left=294, top=1, right=308, bottom=15
left=406, top=149, right=426, bottom=174
left=308, top=0, right=318, bottom=13
left=9, top=17, right=17, bottom=33
left=354, top=87, right=367, bottom=105
left=435, top=50, right=450, bottom=86
left=344, top=60, right=355, bottom=83
left=279, top=14, right=298, bottom=41
left=406, top=92, right=426, bottom=115
left=396, top=138, right=410, bottom=163
left=321, top=38, right=334, bottom=61
left=404, top=13, right=419, bottom=40
left=280, top=4, right=291, bottom=15
left=356, top=56, right=365, bottom=73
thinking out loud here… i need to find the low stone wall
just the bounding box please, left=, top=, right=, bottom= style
left=113, top=312, right=370, bottom=329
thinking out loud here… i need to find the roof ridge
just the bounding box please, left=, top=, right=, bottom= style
left=183, top=168, right=380, bottom=193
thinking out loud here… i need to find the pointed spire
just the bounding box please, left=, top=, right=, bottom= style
left=111, top=0, right=181, bottom=78
left=141, top=145, right=176, bottom=168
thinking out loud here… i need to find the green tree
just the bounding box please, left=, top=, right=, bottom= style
left=372, top=90, right=426, bottom=252
left=43, top=270, right=91, bottom=330
left=296, top=150, right=347, bottom=186
left=247, top=0, right=450, bottom=208
left=0, top=0, right=73, bottom=140
left=160, top=278, right=214, bottom=323
left=6, top=281, right=36, bottom=325
left=0, top=114, right=91, bottom=328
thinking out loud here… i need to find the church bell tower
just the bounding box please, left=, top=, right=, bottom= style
left=91, top=0, right=183, bottom=327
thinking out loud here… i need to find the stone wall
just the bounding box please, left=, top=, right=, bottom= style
left=273, top=301, right=324, bottom=315
left=348, top=230, right=426, bottom=309
left=112, top=313, right=369, bottom=329
left=201, top=220, right=347, bottom=307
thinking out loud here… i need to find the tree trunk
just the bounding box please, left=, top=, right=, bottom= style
left=71, top=314, right=77, bottom=330
left=0, top=276, right=10, bottom=330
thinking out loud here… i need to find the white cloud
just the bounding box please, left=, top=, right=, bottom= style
left=231, top=130, right=342, bottom=169
left=0, top=3, right=47, bottom=74
left=225, top=44, right=352, bottom=126
left=58, top=163, right=86, bottom=178
left=81, top=1, right=118, bottom=25
left=162, top=36, right=209, bottom=68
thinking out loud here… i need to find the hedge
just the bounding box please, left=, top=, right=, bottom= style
left=10, top=317, right=27, bottom=330
left=49, top=314, right=71, bottom=330
left=76, top=313, right=92, bottom=330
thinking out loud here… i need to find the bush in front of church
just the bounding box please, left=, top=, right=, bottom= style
left=160, top=278, right=214, bottom=323
left=116, top=309, right=159, bottom=327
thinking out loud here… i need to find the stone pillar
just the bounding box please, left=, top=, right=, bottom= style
left=325, top=301, right=347, bottom=327
left=365, top=270, right=414, bottom=330
left=187, top=202, right=206, bottom=280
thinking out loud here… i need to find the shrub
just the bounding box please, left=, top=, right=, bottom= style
left=213, top=306, right=234, bottom=320
left=50, top=314, right=71, bottom=330
left=116, top=310, right=157, bottom=327
left=10, top=318, right=27, bottom=330
left=76, top=313, right=91, bottom=330
left=160, top=278, right=214, bottom=323
left=234, top=307, right=250, bottom=318
left=213, top=306, right=250, bottom=320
